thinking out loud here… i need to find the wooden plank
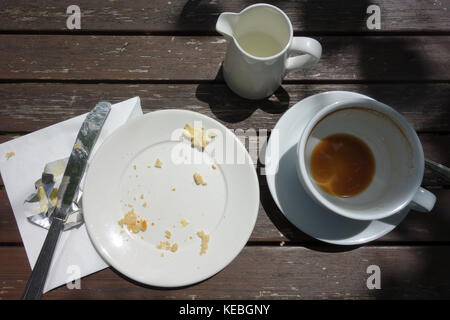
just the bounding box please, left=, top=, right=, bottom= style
left=1, top=179, right=449, bottom=244
left=1, top=246, right=450, bottom=299
left=0, top=83, right=449, bottom=133
left=0, top=35, right=449, bottom=81
left=0, top=0, right=449, bottom=33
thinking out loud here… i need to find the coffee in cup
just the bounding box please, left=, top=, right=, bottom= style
left=296, top=97, right=436, bottom=221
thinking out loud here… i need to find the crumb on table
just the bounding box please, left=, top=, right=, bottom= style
left=197, top=230, right=210, bottom=255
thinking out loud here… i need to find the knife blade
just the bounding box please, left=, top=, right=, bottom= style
left=22, top=101, right=112, bottom=300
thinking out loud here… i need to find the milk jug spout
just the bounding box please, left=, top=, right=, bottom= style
left=216, top=12, right=238, bottom=40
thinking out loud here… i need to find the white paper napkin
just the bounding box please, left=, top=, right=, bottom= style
left=0, top=96, right=143, bottom=293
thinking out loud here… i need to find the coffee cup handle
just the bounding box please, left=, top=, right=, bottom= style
left=410, top=187, right=436, bottom=212
left=285, top=37, right=322, bottom=73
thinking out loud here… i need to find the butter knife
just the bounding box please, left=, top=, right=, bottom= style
left=22, top=101, right=112, bottom=300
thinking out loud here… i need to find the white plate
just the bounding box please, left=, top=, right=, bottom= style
left=265, top=91, right=409, bottom=245
left=83, top=110, right=259, bottom=287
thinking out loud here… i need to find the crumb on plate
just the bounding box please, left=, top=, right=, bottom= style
left=155, top=158, right=163, bottom=168
left=183, top=124, right=217, bottom=150
left=193, top=172, right=207, bottom=186
left=165, top=230, right=172, bottom=239
left=180, top=218, right=189, bottom=227
left=118, top=208, right=147, bottom=233
left=197, top=230, right=210, bottom=255
left=156, top=241, right=178, bottom=253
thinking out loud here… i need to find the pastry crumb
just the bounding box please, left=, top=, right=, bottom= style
left=118, top=208, right=147, bottom=233
left=165, top=230, right=172, bottom=239
left=157, top=241, right=171, bottom=250
left=197, top=230, right=210, bottom=255
left=212, top=164, right=216, bottom=170
left=147, top=165, right=151, bottom=168
left=157, top=241, right=178, bottom=253
left=193, top=172, right=207, bottom=185
left=5, top=152, right=15, bottom=159
left=140, top=194, right=144, bottom=199
left=183, top=123, right=217, bottom=150
left=180, top=218, right=189, bottom=227
left=143, top=202, right=148, bottom=208
left=172, top=187, right=176, bottom=191
left=133, top=165, right=136, bottom=170
left=280, top=241, right=285, bottom=247
left=155, top=158, right=163, bottom=168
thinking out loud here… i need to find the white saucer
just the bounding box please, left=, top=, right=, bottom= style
left=265, top=91, right=409, bottom=245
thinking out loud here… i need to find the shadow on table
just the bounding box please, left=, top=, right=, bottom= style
left=176, top=0, right=224, bottom=31
left=195, top=66, right=290, bottom=123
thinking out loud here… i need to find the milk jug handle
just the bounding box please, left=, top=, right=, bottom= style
left=285, top=37, right=322, bottom=73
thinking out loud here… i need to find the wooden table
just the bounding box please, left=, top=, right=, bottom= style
left=0, top=0, right=449, bottom=300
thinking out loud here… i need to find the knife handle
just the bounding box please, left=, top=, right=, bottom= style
left=22, top=218, right=64, bottom=300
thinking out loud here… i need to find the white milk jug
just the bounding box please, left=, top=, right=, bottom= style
left=216, top=3, right=322, bottom=100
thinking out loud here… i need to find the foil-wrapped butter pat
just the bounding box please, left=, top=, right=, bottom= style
left=24, top=157, right=84, bottom=231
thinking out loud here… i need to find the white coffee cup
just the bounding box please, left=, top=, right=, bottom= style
left=296, top=97, right=436, bottom=221
left=216, top=3, right=322, bottom=100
